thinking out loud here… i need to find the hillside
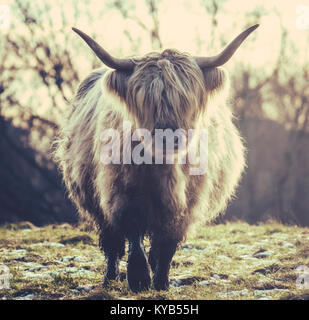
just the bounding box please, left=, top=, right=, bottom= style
left=0, top=221, right=308, bottom=300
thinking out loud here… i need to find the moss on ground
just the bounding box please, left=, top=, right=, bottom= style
left=0, top=221, right=308, bottom=300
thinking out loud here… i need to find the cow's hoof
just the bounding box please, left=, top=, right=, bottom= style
left=103, top=273, right=119, bottom=287
left=153, top=274, right=169, bottom=291
left=127, top=249, right=151, bottom=292
left=103, top=263, right=120, bottom=287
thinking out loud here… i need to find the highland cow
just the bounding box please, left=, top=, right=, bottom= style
left=55, top=25, right=258, bottom=292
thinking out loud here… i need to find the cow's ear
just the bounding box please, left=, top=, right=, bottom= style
left=105, top=70, right=132, bottom=102
left=201, top=67, right=227, bottom=93
left=76, top=69, right=106, bottom=101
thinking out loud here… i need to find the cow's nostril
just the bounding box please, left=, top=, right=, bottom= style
left=174, top=136, right=179, bottom=145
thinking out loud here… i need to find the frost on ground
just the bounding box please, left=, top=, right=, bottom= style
left=0, top=221, right=308, bottom=300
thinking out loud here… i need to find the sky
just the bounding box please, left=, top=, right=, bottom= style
left=2, top=0, right=308, bottom=61
left=1, top=0, right=308, bottom=118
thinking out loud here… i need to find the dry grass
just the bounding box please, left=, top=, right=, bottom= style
left=0, top=221, right=308, bottom=300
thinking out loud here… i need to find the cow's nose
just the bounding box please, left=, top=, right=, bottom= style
left=161, top=135, right=179, bottom=151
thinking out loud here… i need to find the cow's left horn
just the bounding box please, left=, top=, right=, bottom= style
left=72, top=27, right=135, bottom=71
left=196, top=24, right=259, bottom=68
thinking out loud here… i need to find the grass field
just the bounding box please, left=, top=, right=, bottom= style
left=0, top=221, right=309, bottom=300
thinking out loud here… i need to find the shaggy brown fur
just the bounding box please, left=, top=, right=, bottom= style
left=54, top=49, right=245, bottom=291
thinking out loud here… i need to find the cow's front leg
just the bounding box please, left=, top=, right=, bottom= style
left=99, top=224, right=125, bottom=286
left=150, top=236, right=179, bottom=291
left=127, top=233, right=151, bottom=292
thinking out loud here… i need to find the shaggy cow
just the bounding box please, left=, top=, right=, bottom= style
left=55, top=25, right=258, bottom=292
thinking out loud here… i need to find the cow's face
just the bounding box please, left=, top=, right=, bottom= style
left=126, top=50, right=206, bottom=133
left=72, top=25, right=258, bottom=157
left=105, top=50, right=228, bottom=157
